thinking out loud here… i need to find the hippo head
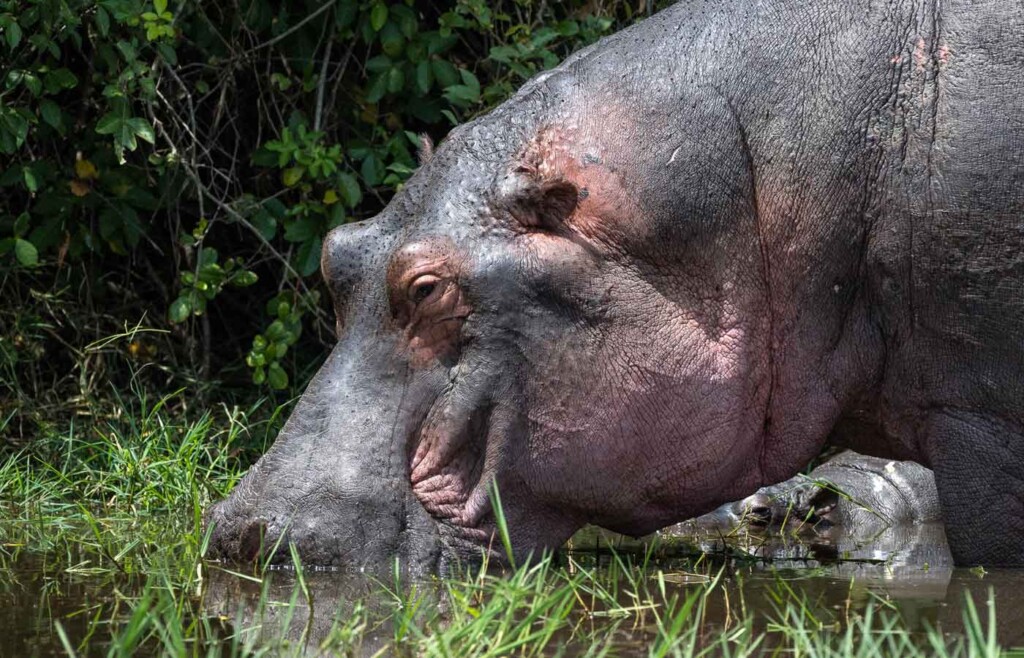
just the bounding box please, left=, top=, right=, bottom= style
left=206, top=73, right=783, bottom=573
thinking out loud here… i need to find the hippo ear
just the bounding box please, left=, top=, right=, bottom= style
left=417, top=133, right=433, bottom=165
left=501, top=175, right=579, bottom=231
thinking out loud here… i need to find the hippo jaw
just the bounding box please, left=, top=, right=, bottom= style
left=203, top=353, right=575, bottom=572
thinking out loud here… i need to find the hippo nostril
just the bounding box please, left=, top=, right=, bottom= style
left=238, top=520, right=269, bottom=563
left=737, top=493, right=774, bottom=526
left=747, top=505, right=773, bottom=526
left=808, top=489, right=839, bottom=518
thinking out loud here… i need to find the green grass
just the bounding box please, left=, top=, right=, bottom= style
left=0, top=393, right=1020, bottom=657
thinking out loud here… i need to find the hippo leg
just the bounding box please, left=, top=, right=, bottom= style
left=927, top=410, right=1024, bottom=566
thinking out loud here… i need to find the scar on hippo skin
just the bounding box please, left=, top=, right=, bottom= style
left=387, top=240, right=471, bottom=368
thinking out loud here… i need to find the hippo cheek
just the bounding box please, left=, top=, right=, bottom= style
left=404, top=364, right=576, bottom=564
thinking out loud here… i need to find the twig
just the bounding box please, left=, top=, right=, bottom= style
left=325, top=40, right=355, bottom=130
left=313, top=35, right=334, bottom=132
left=245, top=1, right=334, bottom=53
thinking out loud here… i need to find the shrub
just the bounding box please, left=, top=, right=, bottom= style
left=0, top=0, right=662, bottom=430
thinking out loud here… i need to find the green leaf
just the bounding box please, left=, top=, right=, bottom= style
left=386, top=66, right=404, bottom=94
left=5, top=22, right=21, bottom=50
left=361, top=155, right=382, bottom=186
left=283, top=216, right=318, bottom=242
left=365, top=55, right=392, bottom=74
left=379, top=22, right=403, bottom=57
left=198, top=246, right=218, bottom=267
left=267, top=362, right=288, bottom=390
left=391, top=4, right=417, bottom=39
left=96, top=7, right=111, bottom=36
left=252, top=367, right=266, bottom=385
left=231, top=270, right=258, bottom=287
left=22, top=167, right=38, bottom=192
left=95, top=112, right=122, bottom=135
left=458, top=68, right=480, bottom=93
left=431, top=59, right=458, bottom=88
left=370, top=3, right=388, bottom=32
left=290, top=235, right=317, bottom=278
left=556, top=20, right=580, bottom=37
left=294, top=235, right=322, bottom=277
left=250, top=209, right=277, bottom=240
left=0, top=107, right=29, bottom=153
left=28, top=216, right=63, bottom=252
left=126, top=117, right=155, bottom=144
left=441, top=109, right=459, bottom=126
left=263, top=197, right=287, bottom=219
left=13, top=212, right=29, bottom=237
left=415, top=60, right=433, bottom=94
left=120, top=207, right=144, bottom=247
left=96, top=107, right=138, bottom=162
left=40, top=99, right=62, bottom=130
left=336, top=1, right=357, bottom=28
left=99, top=210, right=119, bottom=241
left=265, top=319, right=285, bottom=340
left=44, top=68, right=78, bottom=93
left=336, top=172, right=362, bottom=207
left=365, top=72, right=388, bottom=103
left=282, top=166, right=304, bottom=187
left=154, top=0, right=168, bottom=14
left=116, top=40, right=137, bottom=62
left=488, top=45, right=518, bottom=64
left=169, top=297, right=190, bottom=323
left=443, top=83, right=479, bottom=107
left=156, top=42, right=177, bottom=65
left=23, top=73, right=42, bottom=97
left=14, top=238, right=37, bottom=266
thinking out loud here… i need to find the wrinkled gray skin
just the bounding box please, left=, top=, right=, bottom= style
left=696, top=451, right=942, bottom=532
left=206, top=0, right=1024, bottom=570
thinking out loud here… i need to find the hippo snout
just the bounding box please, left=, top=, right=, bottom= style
left=205, top=494, right=359, bottom=568
left=724, top=485, right=838, bottom=529
left=731, top=493, right=775, bottom=526
left=205, top=499, right=281, bottom=564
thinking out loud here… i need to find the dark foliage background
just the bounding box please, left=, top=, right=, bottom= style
left=0, top=0, right=666, bottom=441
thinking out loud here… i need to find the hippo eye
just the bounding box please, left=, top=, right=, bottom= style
left=409, top=274, right=440, bottom=304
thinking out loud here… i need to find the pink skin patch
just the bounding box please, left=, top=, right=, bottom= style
left=512, top=123, right=644, bottom=246
left=387, top=241, right=470, bottom=369
left=914, top=36, right=928, bottom=73
left=482, top=119, right=774, bottom=533
left=387, top=240, right=493, bottom=535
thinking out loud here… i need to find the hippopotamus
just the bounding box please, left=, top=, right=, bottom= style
left=206, top=0, right=1024, bottom=570
left=697, top=451, right=942, bottom=532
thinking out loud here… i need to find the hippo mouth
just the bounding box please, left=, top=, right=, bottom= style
left=408, top=396, right=508, bottom=565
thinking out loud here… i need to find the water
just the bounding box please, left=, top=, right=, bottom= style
left=3, top=519, right=1024, bottom=656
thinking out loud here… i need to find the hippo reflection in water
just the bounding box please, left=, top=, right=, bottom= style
left=206, top=0, right=1024, bottom=571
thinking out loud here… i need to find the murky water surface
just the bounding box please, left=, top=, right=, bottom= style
left=3, top=519, right=1024, bottom=656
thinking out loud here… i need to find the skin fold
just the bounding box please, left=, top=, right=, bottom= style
left=206, top=0, right=1024, bottom=570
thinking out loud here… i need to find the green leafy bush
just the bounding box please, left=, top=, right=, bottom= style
left=0, top=0, right=660, bottom=415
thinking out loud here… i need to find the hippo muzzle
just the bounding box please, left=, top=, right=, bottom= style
left=205, top=329, right=444, bottom=573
